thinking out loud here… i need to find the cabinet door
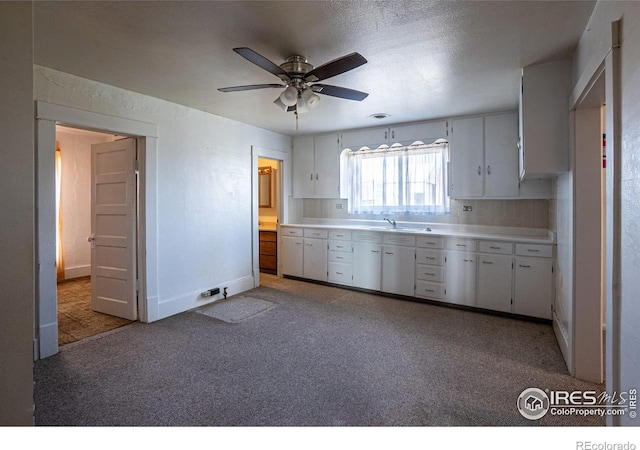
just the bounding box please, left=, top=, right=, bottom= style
left=382, top=245, right=415, bottom=296
left=303, top=238, right=327, bottom=282
left=450, top=116, right=484, bottom=198
left=484, top=112, right=519, bottom=197
left=292, top=136, right=315, bottom=198
left=281, top=236, right=303, bottom=277
left=391, top=121, right=447, bottom=145
left=477, top=253, right=513, bottom=312
left=352, top=242, right=382, bottom=290
left=313, top=134, right=340, bottom=198
left=514, top=256, right=552, bottom=319
left=444, top=251, right=477, bottom=306
left=340, top=127, right=388, bottom=150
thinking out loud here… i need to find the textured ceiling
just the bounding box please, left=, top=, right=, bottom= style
left=33, top=1, right=595, bottom=136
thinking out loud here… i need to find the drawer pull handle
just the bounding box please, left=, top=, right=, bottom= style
left=490, top=246, right=501, bottom=249
left=482, top=261, right=493, bottom=264
left=426, top=241, right=436, bottom=245
left=527, top=249, right=540, bottom=252
left=519, top=264, right=531, bottom=268
left=336, top=256, right=343, bottom=260
left=336, top=234, right=344, bottom=237
left=371, top=250, right=380, bottom=253
left=425, top=272, right=435, bottom=276
left=425, top=257, right=436, bottom=260
left=463, top=259, right=474, bottom=262
left=424, top=289, right=435, bottom=293
left=385, top=252, right=394, bottom=255
left=336, top=272, right=343, bottom=275
left=336, top=245, right=343, bottom=248
left=456, top=244, right=466, bottom=247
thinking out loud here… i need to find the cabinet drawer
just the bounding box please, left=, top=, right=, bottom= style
left=516, top=243, right=553, bottom=258
left=259, top=231, right=277, bottom=242
left=415, top=281, right=444, bottom=300
left=353, top=231, right=383, bottom=243
left=329, top=250, right=353, bottom=264
left=329, top=241, right=352, bottom=252
left=329, top=230, right=352, bottom=241
left=416, top=265, right=444, bottom=282
left=383, top=234, right=416, bottom=246
left=259, top=254, right=277, bottom=271
left=479, top=241, right=514, bottom=255
left=281, top=227, right=303, bottom=237
left=304, top=228, right=328, bottom=239
left=416, top=249, right=445, bottom=266
left=446, top=238, right=477, bottom=251
left=328, top=262, right=353, bottom=286
left=259, top=241, right=277, bottom=256
left=416, top=236, right=444, bottom=249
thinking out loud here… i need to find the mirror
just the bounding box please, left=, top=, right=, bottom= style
left=258, top=166, right=272, bottom=208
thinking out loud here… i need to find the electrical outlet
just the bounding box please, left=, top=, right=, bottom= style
left=462, top=205, right=472, bottom=212
left=336, top=203, right=344, bottom=209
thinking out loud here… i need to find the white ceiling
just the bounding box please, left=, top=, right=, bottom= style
left=33, top=1, right=595, bottom=136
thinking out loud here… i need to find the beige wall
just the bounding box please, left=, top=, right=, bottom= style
left=0, top=2, right=35, bottom=425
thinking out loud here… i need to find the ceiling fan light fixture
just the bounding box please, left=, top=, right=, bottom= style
left=301, top=88, right=320, bottom=109
left=280, top=86, right=298, bottom=106
left=273, top=96, right=289, bottom=111
left=296, top=96, right=310, bottom=114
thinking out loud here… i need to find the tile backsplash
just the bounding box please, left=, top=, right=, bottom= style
left=295, top=198, right=550, bottom=229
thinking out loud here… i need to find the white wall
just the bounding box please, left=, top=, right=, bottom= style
left=56, top=127, right=115, bottom=279
left=35, top=66, right=292, bottom=320
left=0, top=2, right=35, bottom=425
left=572, top=1, right=640, bottom=424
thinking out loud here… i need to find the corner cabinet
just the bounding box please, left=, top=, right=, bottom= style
left=449, top=112, right=519, bottom=199
left=292, top=133, right=340, bottom=198
left=519, top=59, right=571, bottom=180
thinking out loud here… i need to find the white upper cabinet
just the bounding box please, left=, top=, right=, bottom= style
left=519, top=59, right=571, bottom=180
left=292, top=133, right=340, bottom=198
left=340, top=120, right=447, bottom=150
left=450, top=116, right=484, bottom=198
left=449, top=112, right=519, bottom=199
left=485, top=112, right=519, bottom=197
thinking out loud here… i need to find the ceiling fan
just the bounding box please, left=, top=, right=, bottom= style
left=218, top=47, right=369, bottom=114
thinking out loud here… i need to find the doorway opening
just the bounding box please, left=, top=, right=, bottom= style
left=54, top=126, right=135, bottom=346
left=258, top=157, right=280, bottom=275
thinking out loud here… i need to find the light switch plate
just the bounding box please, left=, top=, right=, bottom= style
left=462, top=205, right=472, bottom=212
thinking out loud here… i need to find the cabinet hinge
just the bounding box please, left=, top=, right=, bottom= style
left=511, top=299, right=513, bottom=305
left=446, top=121, right=449, bottom=137
left=552, top=266, right=554, bottom=273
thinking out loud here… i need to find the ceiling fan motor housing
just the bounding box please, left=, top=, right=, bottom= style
left=280, top=56, right=313, bottom=76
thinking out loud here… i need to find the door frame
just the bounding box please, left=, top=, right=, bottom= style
left=566, top=19, right=621, bottom=418
left=35, top=101, right=159, bottom=359
left=251, top=145, right=290, bottom=286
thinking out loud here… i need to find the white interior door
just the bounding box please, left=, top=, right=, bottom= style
left=90, top=138, right=137, bottom=320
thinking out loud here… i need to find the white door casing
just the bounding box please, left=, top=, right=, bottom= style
left=91, top=138, right=137, bottom=320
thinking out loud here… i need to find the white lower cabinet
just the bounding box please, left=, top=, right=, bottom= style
left=477, top=253, right=513, bottom=313
left=303, top=238, right=328, bottom=282
left=514, top=256, right=553, bottom=319
left=281, top=225, right=554, bottom=321
left=352, top=242, right=382, bottom=290
left=444, top=251, right=477, bottom=306
left=281, top=236, right=304, bottom=278
left=382, top=245, right=416, bottom=296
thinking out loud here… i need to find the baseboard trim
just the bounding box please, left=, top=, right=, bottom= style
left=553, top=311, right=572, bottom=375
left=156, top=275, right=255, bottom=321
left=64, top=265, right=90, bottom=279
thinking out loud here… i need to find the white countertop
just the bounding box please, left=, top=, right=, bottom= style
left=281, top=220, right=555, bottom=244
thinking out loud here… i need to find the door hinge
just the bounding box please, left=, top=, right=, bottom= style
left=136, top=279, right=140, bottom=292
left=134, top=160, right=140, bottom=171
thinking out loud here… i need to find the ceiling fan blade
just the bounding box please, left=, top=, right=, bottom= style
left=311, top=84, right=369, bottom=101
left=304, top=52, right=367, bottom=82
left=218, top=84, right=285, bottom=93
left=233, top=47, right=289, bottom=79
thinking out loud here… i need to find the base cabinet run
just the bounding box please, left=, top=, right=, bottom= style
left=280, top=225, right=554, bottom=320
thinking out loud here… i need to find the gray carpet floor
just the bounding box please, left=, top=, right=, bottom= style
left=34, top=274, right=605, bottom=426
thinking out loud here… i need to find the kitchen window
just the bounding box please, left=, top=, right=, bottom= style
left=340, top=140, right=449, bottom=215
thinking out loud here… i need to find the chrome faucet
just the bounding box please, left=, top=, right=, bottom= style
left=384, top=217, right=397, bottom=229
